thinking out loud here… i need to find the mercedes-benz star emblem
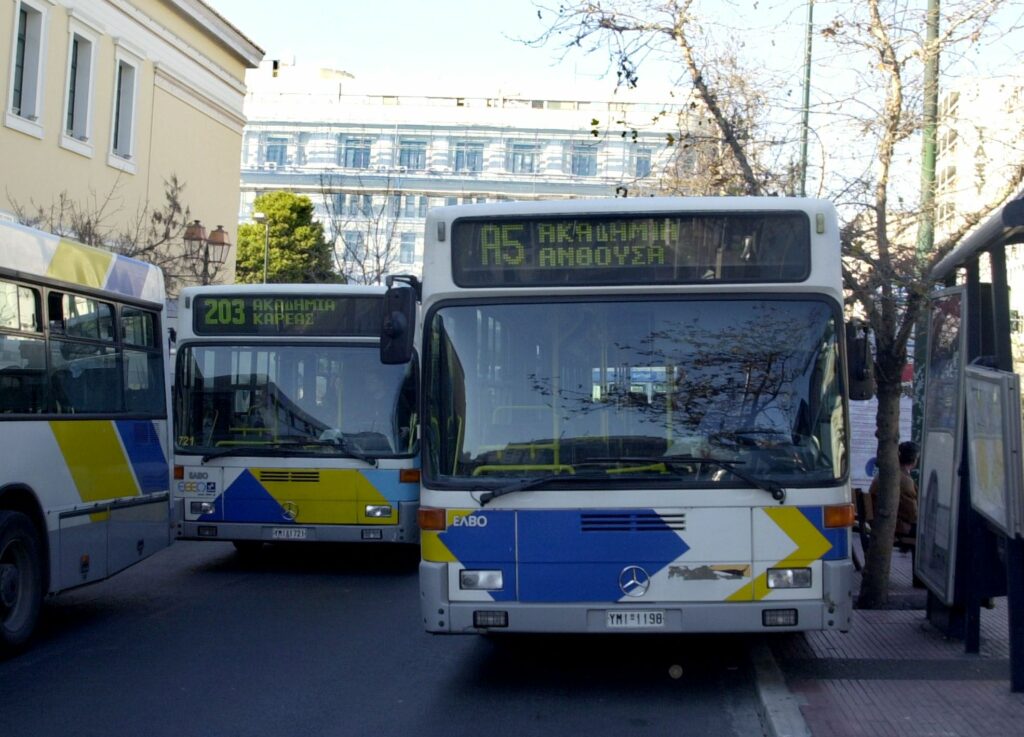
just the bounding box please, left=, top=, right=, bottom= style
left=281, top=501, right=299, bottom=521
left=618, top=565, right=651, bottom=597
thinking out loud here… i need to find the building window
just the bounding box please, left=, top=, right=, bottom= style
left=340, top=136, right=372, bottom=168
left=9, top=2, right=45, bottom=125
left=399, top=233, right=416, bottom=264
left=570, top=143, right=598, bottom=177
left=265, top=136, right=288, bottom=166
left=634, top=147, right=652, bottom=178
left=403, top=195, right=417, bottom=218
left=507, top=142, right=540, bottom=174
left=445, top=196, right=458, bottom=207
left=111, top=56, right=138, bottom=160
left=398, top=139, right=427, bottom=170
left=453, top=141, right=484, bottom=172
left=361, top=194, right=374, bottom=217
left=418, top=196, right=428, bottom=218
left=343, top=231, right=365, bottom=260
left=390, top=195, right=401, bottom=218
left=64, top=32, right=94, bottom=142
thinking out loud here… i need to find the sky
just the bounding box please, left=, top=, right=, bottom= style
left=206, top=0, right=630, bottom=93
left=205, top=0, right=1023, bottom=198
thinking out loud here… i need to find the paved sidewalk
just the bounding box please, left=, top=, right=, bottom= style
left=760, top=546, right=1024, bottom=737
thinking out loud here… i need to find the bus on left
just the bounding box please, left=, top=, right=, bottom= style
left=0, top=220, right=172, bottom=657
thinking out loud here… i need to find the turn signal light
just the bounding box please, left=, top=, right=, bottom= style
left=399, top=469, right=421, bottom=484
left=824, top=503, right=855, bottom=528
left=418, top=507, right=446, bottom=531
left=174, top=465, right=184, bottom=480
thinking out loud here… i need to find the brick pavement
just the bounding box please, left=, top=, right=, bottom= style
left=765, top=546, right=1024, bottom=737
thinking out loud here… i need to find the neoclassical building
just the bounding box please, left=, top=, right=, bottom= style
left=2, top=0, right=262, bottom=283
left=239, top=60, right=694, bottom=280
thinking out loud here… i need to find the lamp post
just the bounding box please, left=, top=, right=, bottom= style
left=184, top=220, right=231, bottom=285
left=183, top=220, right=208, bottom=283
left=253, top=211, right=270, bottom=283
left=205, top=225, right=231, bottom=283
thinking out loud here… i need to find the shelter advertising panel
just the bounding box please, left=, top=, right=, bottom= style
left=964, top=366, right=1024, bottom=538
left=917, top=288, right=967, bottom=604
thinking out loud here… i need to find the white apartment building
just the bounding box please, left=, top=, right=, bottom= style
left=935, top=70, right=1024, bottom=373
left=239, top=60, right=693, bottom=281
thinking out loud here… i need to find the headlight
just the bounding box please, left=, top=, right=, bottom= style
left=364, top=504, right=393, bottom=518
left=459, top=569, right=504, bottom=590
left=766, top=568, right=812, bottom=589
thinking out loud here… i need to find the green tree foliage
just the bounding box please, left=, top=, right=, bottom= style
left=235, top=191, right=341, bottom=284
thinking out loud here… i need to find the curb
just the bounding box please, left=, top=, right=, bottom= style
left=752, top=641, right=812, bottom=737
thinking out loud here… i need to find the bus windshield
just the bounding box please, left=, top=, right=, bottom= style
left=175, top=343, right=416, bottom=457
left=426, top=297, right=845, bottom=488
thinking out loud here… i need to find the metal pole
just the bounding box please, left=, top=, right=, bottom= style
left=989, top=245, right=1024, bottom=693
left=917, top=0, right=940, bottom=260
left=799, top=0, right=814, bottom=197
left=912, top=0, right=941, bottom=451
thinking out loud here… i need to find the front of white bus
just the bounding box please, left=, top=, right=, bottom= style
left=413, top=198, right=856, bottom=635
left=172, top=285, right=419, bottom=548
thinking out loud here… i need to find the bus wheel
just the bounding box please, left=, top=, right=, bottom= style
left=0, top=511, right=44, bottom=657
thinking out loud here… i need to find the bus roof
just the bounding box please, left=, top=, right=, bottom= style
left=426, top=195, right=836, bottom=221
left=179, top=283, right=387, bottom=298
left=0, top=219, right=165, bottom=305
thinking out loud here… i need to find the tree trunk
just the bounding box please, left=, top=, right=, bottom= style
left=857, top=371, right=904, bottom=608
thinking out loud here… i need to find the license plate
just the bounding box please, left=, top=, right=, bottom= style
left=606, top=610, right=665, bottom=629
left=271, top=527, right=308, bottom=540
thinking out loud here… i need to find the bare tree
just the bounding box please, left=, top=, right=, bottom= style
left=535, top=0, right=1024, bottom=607
left=533, top=0, right=803, bottom=196
left=8, top=174, right=216, bottom=293
left=319, top=170, right=406, bottom=284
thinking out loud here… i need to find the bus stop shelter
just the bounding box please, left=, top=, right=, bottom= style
left=926, top=188, right=1024, bottom=691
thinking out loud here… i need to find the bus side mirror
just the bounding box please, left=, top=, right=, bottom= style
left=380, top=284, right=416, bottom=365
left=845, top=321, right=875, bottom=401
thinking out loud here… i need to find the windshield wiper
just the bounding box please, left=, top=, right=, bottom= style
left=478, top=472, right=610, bottom=506
left=200, top=437, right=378, bottom=466
left=578, top=455, right=786, bottom=503
left=661, top=454, right=786, bottom=503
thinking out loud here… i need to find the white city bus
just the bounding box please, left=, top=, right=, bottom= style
left=0, top=221, right=171, bottom=655
left=173, top=285, right=419, bottom=550
left=382, top=197, right=866, bottom=634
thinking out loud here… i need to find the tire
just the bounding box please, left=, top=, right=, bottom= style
left=0, top=510, right=44, bottom=658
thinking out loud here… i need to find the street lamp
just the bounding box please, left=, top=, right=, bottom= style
left=252, top=211, right=270, bottom=283
left=206, top=225, right=231, bottom=281
left=184, top=220, right=231, bottom=285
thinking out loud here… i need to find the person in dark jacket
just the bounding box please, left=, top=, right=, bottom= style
left=869, top=440, right=919, bottom=537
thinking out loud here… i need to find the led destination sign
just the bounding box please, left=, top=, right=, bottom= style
left=193, top=295, right=382, bottom=336
left=450, top=212, right=811, bottom=287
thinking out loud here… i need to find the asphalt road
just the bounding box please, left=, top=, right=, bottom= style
left=0, top=541, right=765, bottom=737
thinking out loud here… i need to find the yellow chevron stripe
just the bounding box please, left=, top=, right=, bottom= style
left=46, top=239, right=112, bottom=289
left=421, top=530, right=456, bottom=562
left=420, top=509, right=474, bottom=562
left=727, top=507, right=833, bottom=602
left=256, top=469, right=395, bottom=525
left=50, top=421, right=139, bottom=504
